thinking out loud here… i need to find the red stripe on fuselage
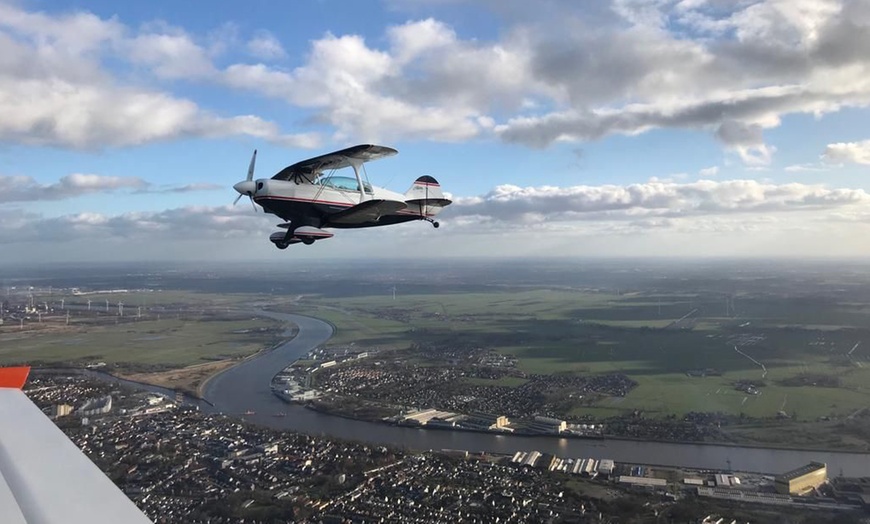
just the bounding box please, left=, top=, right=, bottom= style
left=254, top=195, right=355, bottom=208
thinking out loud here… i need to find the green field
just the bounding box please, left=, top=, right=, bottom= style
left=8, top=283, right=870, bottom=425
left=299, top=289, right=870, bottom=422
left=0, top=318, right=281, bottom=369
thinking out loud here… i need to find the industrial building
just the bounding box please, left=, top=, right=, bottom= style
left=527, top=416, right=567, bottom=434
left=618, top=476, right=667, bottom=488
left=775, top=462, right=827, bottom=495
left=50, top=403, right=73, bottom=419
left=597, top=459, right=615, bottom=477
left=462, top=412, right=510, bottom=431
left=78, top=395, right=112, bottom=416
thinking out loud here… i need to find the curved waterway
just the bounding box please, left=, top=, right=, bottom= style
left=187, top=311, right=870, bottom=476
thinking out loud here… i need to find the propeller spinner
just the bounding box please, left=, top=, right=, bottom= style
left=233, top=149, right=258, bottom=211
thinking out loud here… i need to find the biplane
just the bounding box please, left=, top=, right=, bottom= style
left=233, top=144, right=451, bottom=249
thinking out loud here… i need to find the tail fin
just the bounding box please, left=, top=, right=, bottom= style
left=405, top=176, right=449, bottom=201
left=0, top=366, right=30, bottom=389
left=404, top=175, right=452, bottom=217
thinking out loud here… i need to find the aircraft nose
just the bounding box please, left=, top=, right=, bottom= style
left=234, top=180, right=256, bottom=195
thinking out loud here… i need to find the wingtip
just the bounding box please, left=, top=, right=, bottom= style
left=0, top=366, right=30, bottom=389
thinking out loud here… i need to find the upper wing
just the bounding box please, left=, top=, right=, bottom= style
left=328, top=199, right=408, bottom=225
left=0, top=367, right=153, bottom=524
left=272, top=144, right=398, bottom=181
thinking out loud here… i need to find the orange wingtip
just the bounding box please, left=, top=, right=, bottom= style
left=0, top=366, right=30, bottom=389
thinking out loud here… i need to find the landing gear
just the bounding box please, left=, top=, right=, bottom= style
left=421, top=216, right=440, bottom=228
left=275, top=242, right=289, bottom=250
left=301, top=237, right=315, bottom=245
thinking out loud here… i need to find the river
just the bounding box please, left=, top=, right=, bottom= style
left=168, top=311, right=870, bottom=476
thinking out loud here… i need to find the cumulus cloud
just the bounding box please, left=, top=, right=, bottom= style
left=698, top=166, right=719, bottom=177
left=225, top=0, right=868, bottom=162
left=0, top=173, right=224, bottom=203
left=125, top=27, right=217, bottom=79
left=0, top=173, right=147, bottom=203
left=448, top=179, right=870, bottom=224
left=0, top=205, right=268, bottom=244
left=246, top=31, right=286, bottom=60
left=823, top=139, right=870, bottom=165
left=5, top=2, right=868, bottom=157
left=0, top=4, right=315, bottom=149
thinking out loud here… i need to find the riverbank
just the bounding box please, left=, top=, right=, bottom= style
left=246, top=310, right=870, bottom=455
left=288, top=396, right=870, bottom=455
left=48, top=311, right=870, bottom=476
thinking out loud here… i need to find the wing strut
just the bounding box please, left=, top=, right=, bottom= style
left=349, top=158, right=365, bottom=204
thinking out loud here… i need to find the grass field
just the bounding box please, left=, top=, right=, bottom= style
left=0, top=315, right=282, bottom=369
left=300, top=288, right=870, bottom=422
left=8, top=283, right=870, bottom=425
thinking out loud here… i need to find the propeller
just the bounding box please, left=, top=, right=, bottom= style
left=233, top=149, right=258, bottom=211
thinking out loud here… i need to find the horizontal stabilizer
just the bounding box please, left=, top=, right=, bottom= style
left=0, top=367, right=29, bottom=389
left=329, top=199, right=407, bottom=225
left=405, top=197, right=453, bottom=207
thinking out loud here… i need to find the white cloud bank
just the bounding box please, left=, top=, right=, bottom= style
left=1, top=179, right=869, bottom=261
left=0, top=173, right=222, bottom=203
left=4, top=1, right=868, bottom=160
left=824, top=139, right=870, bottom=165
left=0, top=4, right=316, bottom=149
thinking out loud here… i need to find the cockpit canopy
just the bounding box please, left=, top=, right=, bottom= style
left=318, top=176, right=373, bottom=194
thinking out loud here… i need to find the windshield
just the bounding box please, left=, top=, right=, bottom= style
left=319, top=176, right=373, bottom=194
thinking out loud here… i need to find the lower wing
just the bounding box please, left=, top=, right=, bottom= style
left=328, top=199, right=408, bottom=225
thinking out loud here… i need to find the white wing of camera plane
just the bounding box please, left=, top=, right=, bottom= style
left=0, top=367, right=153, bottom=524
left=232, top=144, right=452, bottom=249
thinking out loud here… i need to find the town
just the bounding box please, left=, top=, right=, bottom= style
left=24, top=373, right=870, bottom=523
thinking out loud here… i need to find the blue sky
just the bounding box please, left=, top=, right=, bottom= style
left=1, top=0, right=869, bottom=262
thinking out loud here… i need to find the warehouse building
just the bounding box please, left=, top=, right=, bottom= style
left=775, top=462, right=827, bottom=495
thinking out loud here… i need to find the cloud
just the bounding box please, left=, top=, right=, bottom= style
left=0, top=174, right=225, bottom=203
left=227, top=1, right=868, bottom=162
left=698, top=166, right=719, bottom=177
left=3, top=1, right=870, bottom=161
left=0, top=4, right=316, bottom=149
left=135, top=183, right=224, bottom=194
left=0, top=205, right=268, bottom=244
left=2, top=180, right=870, bottom=260
left=447, top=179, right=870, bottom=224
left=784, top=162, right=831, bottom=172
left=246, top=30, right=286, bottom=60
left=0, top=173, right=147, bottom=203
left=823, top=139, right=870, bottom=165
left=125, top=26, right=217, bottom=79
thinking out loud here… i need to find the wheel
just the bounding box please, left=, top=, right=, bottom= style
left=275, top=242, right=289, bottom=250
left=301, top=237, right=315, bottom=245
left=433, top=221, right=440, bottom=229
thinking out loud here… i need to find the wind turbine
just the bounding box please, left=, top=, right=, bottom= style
left=118, top=302, right=124, bottom=317
left=105, top=299, right=109, bottom=312
left=87, top=299, right=91, bottom=311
